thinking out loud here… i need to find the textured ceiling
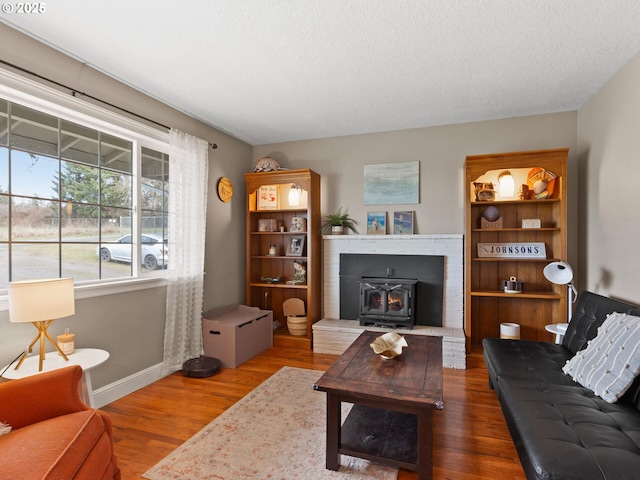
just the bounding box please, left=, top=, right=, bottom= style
left=3, top=1, right=640, bottom=146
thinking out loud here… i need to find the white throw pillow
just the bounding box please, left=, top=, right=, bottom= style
left=562, top=312, right=640, bottom=403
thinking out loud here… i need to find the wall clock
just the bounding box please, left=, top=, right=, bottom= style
left=217, top=177, right=233, bottom=202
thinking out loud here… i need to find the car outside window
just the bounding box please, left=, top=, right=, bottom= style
left=0, top=98, right=169, bottom=290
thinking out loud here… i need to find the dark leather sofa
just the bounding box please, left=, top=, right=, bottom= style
left=483, top=291, right=640, bottom=480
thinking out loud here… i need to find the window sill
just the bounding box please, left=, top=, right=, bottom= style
left=0, top=276, right=168, bottom=312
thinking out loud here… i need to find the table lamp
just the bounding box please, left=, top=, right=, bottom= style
left=543, top=261, right=578, bottom=322
left=8, top=278, right=75, bottom=371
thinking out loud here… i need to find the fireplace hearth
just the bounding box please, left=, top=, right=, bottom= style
left=359, top=277, right=417, bottom=329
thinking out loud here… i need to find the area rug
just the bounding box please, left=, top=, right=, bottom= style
left=143, top=366, right=398, bottom=480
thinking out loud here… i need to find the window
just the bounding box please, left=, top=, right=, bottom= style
left=0, top=94, right=169, bottom=292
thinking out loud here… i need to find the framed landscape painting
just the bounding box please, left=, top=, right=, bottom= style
left=364, top=161, right=419, bottom=205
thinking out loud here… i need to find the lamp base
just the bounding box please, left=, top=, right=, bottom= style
left=14, top=320, right=69, bottom=372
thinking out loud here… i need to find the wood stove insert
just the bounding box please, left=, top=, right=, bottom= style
left=359, top=278, right=417, bottom=329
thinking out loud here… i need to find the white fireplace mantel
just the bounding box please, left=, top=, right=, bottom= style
left=322, top=234, right=464, bottom=329
left=317, top=234, right=466, bottom=368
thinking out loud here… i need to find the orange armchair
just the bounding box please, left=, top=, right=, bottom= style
left=0, top=365, right=121, bottom=480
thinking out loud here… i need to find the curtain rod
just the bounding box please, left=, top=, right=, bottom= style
left=0, top=59, right=217, bottom=149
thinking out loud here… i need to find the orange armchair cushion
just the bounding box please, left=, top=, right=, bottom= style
left=0, top=365, right=120, bottom=480
left=0, top=365, right=88, bottom=429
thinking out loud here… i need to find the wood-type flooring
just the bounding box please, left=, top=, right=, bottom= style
left=101, top=345, right=525, bottom=479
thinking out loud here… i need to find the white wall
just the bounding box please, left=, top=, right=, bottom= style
left=577, top=52, right=640, bottom=304
left=0, top=24, right=251, bottom=389
left=253, top=113, right=579, bottom=267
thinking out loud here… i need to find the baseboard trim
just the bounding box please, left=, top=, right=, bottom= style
left=93, top=362, right=163, bottom=409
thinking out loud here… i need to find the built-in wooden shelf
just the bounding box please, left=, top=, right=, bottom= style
left=464, top=148, right=569, bottom=354
left=245, top=169, right=321, bottom=346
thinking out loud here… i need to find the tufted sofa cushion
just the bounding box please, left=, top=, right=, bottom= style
left=499, top=378, right=640, bottom=480
left=562, top=292, right=640, bottom=355
left=483, top=338, right=575, bottom=398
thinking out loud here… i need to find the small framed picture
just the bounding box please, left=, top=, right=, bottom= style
left=286, top=235, right=306, bottom=256
left=393, top=211, right=414, bottom=234
left=258, top=219, right=278, bottom=232
left=257, top=185, right=278, bottom=210
left=367, top=212, right=386, bottom=235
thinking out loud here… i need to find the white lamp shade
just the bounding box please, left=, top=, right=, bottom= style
left=288, top=185, right=301, bottom=206
left=543, top=262, right=574, bottom=285
left=498, top=171, right=515, bottom=197
left=8, top=278, right=75, bottom=323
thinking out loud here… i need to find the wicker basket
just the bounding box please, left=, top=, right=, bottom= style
left=287, top=316, right=307, bottom=336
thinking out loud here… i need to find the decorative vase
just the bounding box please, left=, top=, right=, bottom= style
left=331, top=225, right=344, bottom=235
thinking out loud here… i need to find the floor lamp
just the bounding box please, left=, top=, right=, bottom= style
left=8, top=278, right=76, bottom=372
left=543, top=261, right=578, bottom=322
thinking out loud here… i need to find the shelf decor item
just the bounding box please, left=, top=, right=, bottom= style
left=393, top=211, right=413, bottom=234
left=367, top=211, right=386, bottom=235
left=252, top=157, right=280, bottom=172
left=502, top=276, right=524, bottom=293
left=500, top=323, right=521, bottom=339
left=286, top=235, right=305, bottom=256
left=527, top=167, right=558, bottom=200
left=321, top=207, right=358, bottom=235
left=473, top=181, right=496, bottom=201
left=290, top=216, right=307, bottom=232
left=257, top=185, right=278, bottom=210
left=283, top=298, right=307, bottom=336
left=477, top=242, right=546, bottom=258
left=286, top=260, right=306, bottom=285
left=522, top=218, right=541, bottom=229
left=258, top=218, right=278, bottom=232
left=480, top=205, right=502, bottom=228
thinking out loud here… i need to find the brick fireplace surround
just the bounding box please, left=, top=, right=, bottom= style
left=314, top=234, right=466, bottom=368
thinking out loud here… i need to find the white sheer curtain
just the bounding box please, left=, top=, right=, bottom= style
left=162, top=129, right=209, bottom=376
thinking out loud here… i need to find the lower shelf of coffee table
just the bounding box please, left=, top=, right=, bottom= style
left=340, top=404, right=418, bottom=469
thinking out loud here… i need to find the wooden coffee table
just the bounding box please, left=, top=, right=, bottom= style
left=314, top=331, right=443, bottom=480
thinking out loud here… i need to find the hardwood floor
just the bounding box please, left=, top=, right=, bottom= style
left=101, top=346, right=525, bottom=479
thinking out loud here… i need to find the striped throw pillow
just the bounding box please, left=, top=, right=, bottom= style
left=562, top=312, right=640, bottom=403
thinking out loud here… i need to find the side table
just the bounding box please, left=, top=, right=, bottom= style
left=545, top=323, right=569, bottom=344
left=1, top=348, right=109, bottom=408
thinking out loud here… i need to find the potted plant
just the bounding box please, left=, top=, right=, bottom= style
left=321, top=207, right=358, bottom=235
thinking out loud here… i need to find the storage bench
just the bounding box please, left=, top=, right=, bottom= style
left=202, top=305, right=273, bottom=368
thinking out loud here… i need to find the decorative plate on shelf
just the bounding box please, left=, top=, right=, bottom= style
left=217, top=177, right=233, bottom=202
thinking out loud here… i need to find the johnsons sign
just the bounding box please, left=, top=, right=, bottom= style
left=477, top=242, right=546, bottom=258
